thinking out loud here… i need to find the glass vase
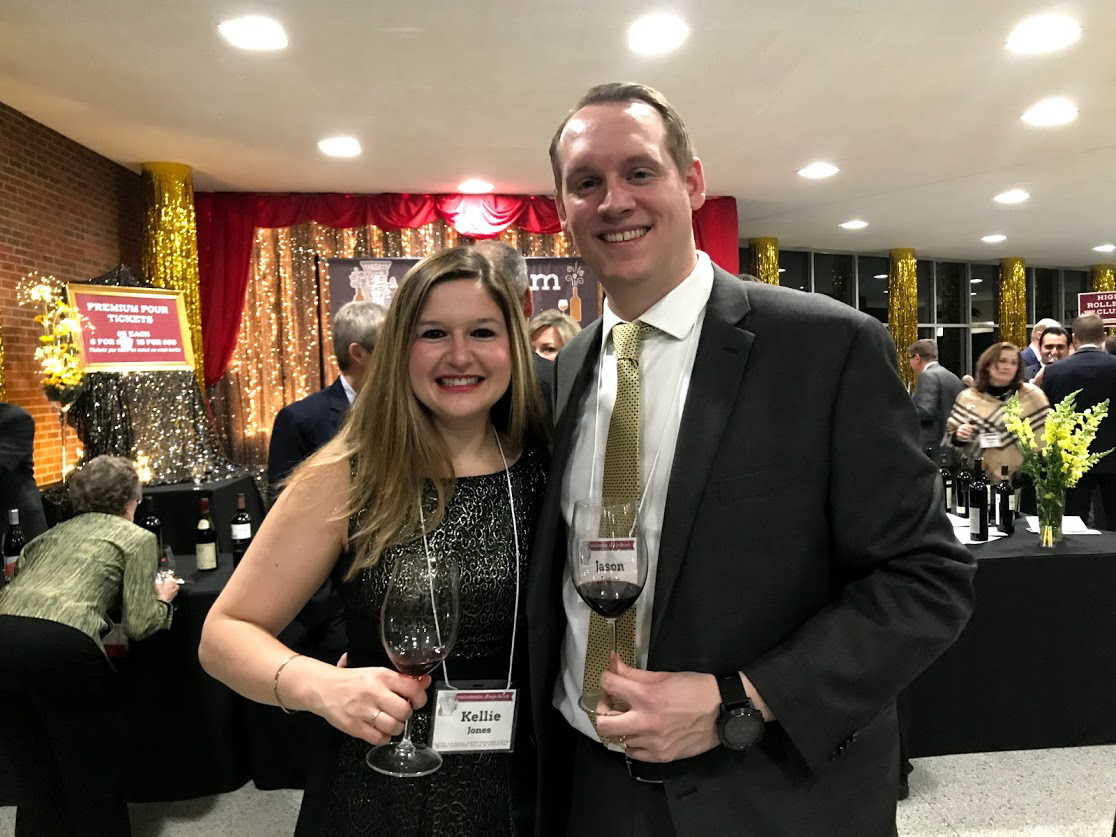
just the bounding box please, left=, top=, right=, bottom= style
left=1036, top=487, right=1065, bottom=547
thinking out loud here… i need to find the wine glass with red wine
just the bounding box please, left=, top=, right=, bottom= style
left=568, top=499, right=647, bottom=717
left=366, top=550, right=460, bottom=778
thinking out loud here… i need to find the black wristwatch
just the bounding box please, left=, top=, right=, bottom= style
left=716, top=673, right=765, bottom=751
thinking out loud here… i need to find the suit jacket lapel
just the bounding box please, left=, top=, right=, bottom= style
left=650, top=270, right=754, bottom=651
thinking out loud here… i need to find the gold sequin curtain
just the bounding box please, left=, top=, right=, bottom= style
left=889, top=249, right=918, bottom=390
left=1092, top=265, right=1116, bottom=292
left=210, top=221, right=574, bottom=467
left=748, top=238, right=780, bottom=284
left=142, top=163, right=205, bottom=391
left=998, top=258, right=1027, bottom=348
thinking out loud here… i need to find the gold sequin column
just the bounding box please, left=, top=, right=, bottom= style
left=889, top=249, right=918, bottom=390
left=1091, top=264, right=1116, bottom=292
left=998, top=258, right=1027, bottom=348
left=748, top=237, right=780, bottom=284
left=142, top=162, right=205, bottom=391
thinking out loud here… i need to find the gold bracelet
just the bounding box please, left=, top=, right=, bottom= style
left=273, top=652, right=302, bottom=714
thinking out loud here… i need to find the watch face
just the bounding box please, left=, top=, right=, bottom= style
left=724, top=710, right=765, bottom=748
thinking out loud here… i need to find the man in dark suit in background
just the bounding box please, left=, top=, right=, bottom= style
left=1040, top=312, right=1116, bottom=528
left=473, top=238, right=555, bottom=400
left=909, top=339, right=965, bottom=459
left=267, top=300, right=385, bottom=661
left=528, top=82, right=975, bottom=836
left=0, top=403, right=47, bottom=541
left=1025, top=325, right=1070, bottom=384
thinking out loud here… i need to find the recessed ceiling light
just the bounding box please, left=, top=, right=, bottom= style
left=628, top=13, right=689, bottom=55
left=457, top=179, right=494, bottom=194
left=994, top=189, right=1030, bottom=204
left=1022, top=97, right=1078, bottom=127
left=797, top=162, right=839, bottom=179
left=971, top=292, right=978, bottom=296
left=873, top=274, right=888, bottom=279
left=317, top=136, right=361, bottom=158
left=982, top=234, right=1007, bottom=243
left=217, top=16, right=288, bottom=51
left=839, top=220, right=868, bottom=230
left=777, top=268, right=786, bottom=273
left=1006, top=14, right=1081, bottom=54
left=971, top=278, right=983, bottom=284
left=1094, top=244, right=1116, bottom=253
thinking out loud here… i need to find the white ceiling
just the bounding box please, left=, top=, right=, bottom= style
left=2, top=0, right=1115, bottom=267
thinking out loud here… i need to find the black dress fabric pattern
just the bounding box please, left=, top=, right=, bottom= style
left=302, top=446, right=547, bottom=837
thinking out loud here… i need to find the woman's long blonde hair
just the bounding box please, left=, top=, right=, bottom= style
left=288, top=246, right=549, bottom=579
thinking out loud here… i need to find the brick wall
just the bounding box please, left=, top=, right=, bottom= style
left=0, top=101, right=145, bottom=485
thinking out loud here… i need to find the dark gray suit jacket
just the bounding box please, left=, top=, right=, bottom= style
left=527, top=269, right=975, bottom=835
left=912, top=363, right=965, bottom=457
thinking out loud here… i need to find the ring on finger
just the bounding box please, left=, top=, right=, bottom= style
left=370, top=709, right=382, bottom=724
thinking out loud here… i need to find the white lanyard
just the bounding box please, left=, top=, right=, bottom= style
left=418, top=426, right=520, bottom=691
left=589, top=325, right=688, bottom=525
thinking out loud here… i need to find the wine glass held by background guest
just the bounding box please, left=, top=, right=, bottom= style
left=0, top=455, right=178, bottom=837
left=948, top=342, right=1051, bottom=480
left=200, top=247, right=550, bottom=837
left=529, top=309, right=583, bottom=361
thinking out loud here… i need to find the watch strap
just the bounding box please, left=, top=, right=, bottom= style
left=716, top=672, right=750, bottom=710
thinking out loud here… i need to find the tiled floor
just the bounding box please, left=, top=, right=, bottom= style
left=2, top=744, right=1113, bottom=835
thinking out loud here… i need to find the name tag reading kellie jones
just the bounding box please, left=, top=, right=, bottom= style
left=587, top=538, right=639, bottom=585
left=431, top=688, right=518, bottom=754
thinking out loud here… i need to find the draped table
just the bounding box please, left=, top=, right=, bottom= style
left=908, top=527, right=1116, bottom=756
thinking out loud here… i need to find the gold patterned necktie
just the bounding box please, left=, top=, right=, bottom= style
left=582, top=320, right=653, bottom=719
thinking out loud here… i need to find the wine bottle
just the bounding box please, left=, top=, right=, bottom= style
left=938, top=454, right=954, bottom=514
left=954, top=456, right=973, bottom=518
left=138, top=496, right=162, bottom=553
left=196, top=497, right=218, bottom=571
left=2, top=509, right=24, bottom=582
left=995, top=465, right=1015, bottom=536
left=968, top=458, right=989, bottom=541
left=230, top=492, right=253, bottom=567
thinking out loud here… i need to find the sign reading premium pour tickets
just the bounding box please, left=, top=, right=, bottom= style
left=67, top=285, right=195, bottom=372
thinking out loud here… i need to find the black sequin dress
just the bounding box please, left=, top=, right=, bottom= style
left=297, top=446, right=547, bottom=837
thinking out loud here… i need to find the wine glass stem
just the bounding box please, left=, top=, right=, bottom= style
left=608, top=617, right=618, bottom=659
left=396, top=718, right=415, bottom=756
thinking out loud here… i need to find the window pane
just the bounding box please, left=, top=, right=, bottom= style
left=738, top=246, right=750, bottom=278
left=971, top=324, right=999, bottom=370
left=936, top=327, right=965, bottom=377
left=778, top=250, right=809, bottom=292
left=917, top=261, right=932, bottom=323
left=1033, top=268, right=1057, bottom=323
left=937, top=262, right=964, bottom=323
left=858, top=256, right=889, bottom=324
left=970, top=264, right=999, bottom=324
left=1064, top=270, right=1089, bottom=321
left=814, top=253, right=854, bottom=306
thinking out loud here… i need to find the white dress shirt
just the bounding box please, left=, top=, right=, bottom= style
left=339, top=373, right=357, bottom=404
left=554, top=252, right=714, bottom=741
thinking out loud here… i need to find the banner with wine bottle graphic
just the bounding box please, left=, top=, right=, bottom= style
left=326, top=257, right=600, bottom=328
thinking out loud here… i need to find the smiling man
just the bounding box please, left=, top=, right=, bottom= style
left=526, top=83, right=976, bottom=836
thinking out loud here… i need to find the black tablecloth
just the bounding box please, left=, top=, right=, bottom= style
left=144, top=475, right=265, bottom=556
left=908, top=528, right=1116, bottom=756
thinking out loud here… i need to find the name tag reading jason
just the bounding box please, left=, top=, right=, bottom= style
left=431, top=684, right=518, bottom=753
left=585, top=538, right=639, bottom=585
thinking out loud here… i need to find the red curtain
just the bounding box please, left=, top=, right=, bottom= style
left=195, top=192, right=738, bottom=385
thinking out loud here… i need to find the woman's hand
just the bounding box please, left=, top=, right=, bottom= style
left=955, top=423, right=976, bottom=442
left=312, top=666, right=431, bottom=746
left=155, top=576, right=180, bottom=603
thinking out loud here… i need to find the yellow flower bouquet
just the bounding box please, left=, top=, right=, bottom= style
left=17, top=273, right=87, bottom=406
left=1004, top=390, right=1111, bottom=545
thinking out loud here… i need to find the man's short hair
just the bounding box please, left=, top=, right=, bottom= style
left=1071, top=312, right=1105, bottom=345
left=1103, top=334, right=1116, bottom=355
left=908, top=339, right=938, bottom=361
left=1039, top=325, right=1069, bottom=347
left=333, top=301, right=386, bottom=372
left=548, top=82, right=696, bottom=194
left=472, top=239, right=529, bottom=304
left=1032, top=317, right=1061, bottom=340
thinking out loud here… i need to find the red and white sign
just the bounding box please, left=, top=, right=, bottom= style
left=1077, top=291, right=1116, bottom=325
left=67, top=285, right=195, bottom=372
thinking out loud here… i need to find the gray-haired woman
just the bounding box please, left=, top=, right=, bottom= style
left=0, top=455, right=178, bottom=836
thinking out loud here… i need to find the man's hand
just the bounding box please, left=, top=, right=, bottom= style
left=593, top=656, right=721, bottom=763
